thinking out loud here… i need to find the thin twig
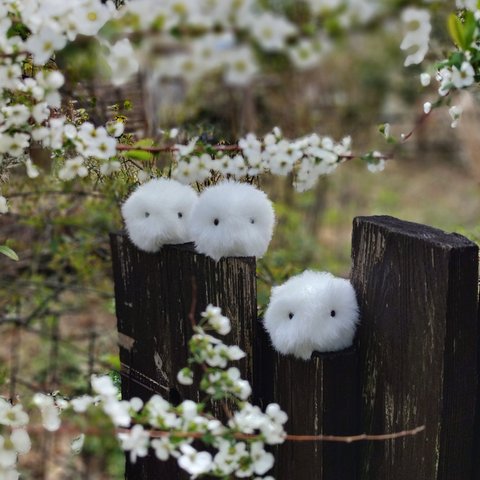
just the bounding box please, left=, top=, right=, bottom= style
left=117, top=144, right=240, bottom=153
left=284, top=425, right=426, bottom=442
left=24, top=423, right=425, bottom=444
left=116, top=143, right=392, bottom=161
left=401, top=110, right=432, bottom=142
left=6, top=190, right=105, bottom=199
left=140, top=425, right=426, bottom=442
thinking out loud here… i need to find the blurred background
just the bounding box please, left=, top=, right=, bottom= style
left=2, top=1, right=480, bottom=477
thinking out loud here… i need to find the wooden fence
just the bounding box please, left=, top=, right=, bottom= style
left=110, top=215, right=480, bottom=480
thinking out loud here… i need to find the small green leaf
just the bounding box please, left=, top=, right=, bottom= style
left=133, top=138, right=155, bottom=148
left=449, top=51, right=464, bottom=68
left=0, top=245, right=19, bottom=261
left=122, top=138, right=156, bottom=161
left=123, top=150, right=153, bottom=161
left=448, top=13, right=467, bottom=50
left=463, top=11, right=477, bottom=47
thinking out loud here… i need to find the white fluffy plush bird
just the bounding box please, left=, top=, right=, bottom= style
left=121, top=178, right=198, bottom=252
left=263, top=270, right=359, bottom=360
left=188, top=181, right=275, bottom=261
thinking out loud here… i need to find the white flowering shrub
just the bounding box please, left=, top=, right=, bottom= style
left=0, top=0, right=398, bottom=219
left=398, top=2, right=480, bottom=132
left=0, top=306, right=287, bottom=479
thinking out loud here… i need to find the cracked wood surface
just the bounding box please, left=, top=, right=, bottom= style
left=351, top=216, right=479, bottom=480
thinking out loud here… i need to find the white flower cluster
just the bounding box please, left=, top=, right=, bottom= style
left=0, top=306, right=287, bottom=479
left=115, top=0, right=385, bottom=86
left=400, top=8, right=431, bottom=67
left=0, top=0, right=126, bottom=193
left=306, top=0, right=381, bottom=25
left=435, top=62, right=475, bottom=98
left=0, top=0, right=388, bottom=215
left=0, top=66, right=64, bottom=175
left=172, top=128, right=353, bottom=192
left=15, top=0, right=114, bottom=65
left=417, top=3, right=480, bottom=128
left=113, top=304, right=287, bottom=478
left=0, top=398, right=31, bottom=480
left=33, top=393, right=67, bottom=431
left=108, top=0, right=333, bottom=87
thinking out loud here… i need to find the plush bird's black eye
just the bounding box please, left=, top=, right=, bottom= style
left=250, top=218, right=255, bottom=224
left=288, top=312, right=294, bottom=320
left=144, top=212, right=150, bottom=218
left=330, top=310, right=336, bottom=317
left=178, top=212, right=183, bottom=218
left=213, top=218, right=219, bottom=226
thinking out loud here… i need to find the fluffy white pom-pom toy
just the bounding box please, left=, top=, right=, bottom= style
left=121, top=178, right=198, bottom=252
left=263, top=270, right=359, bottom=360
left=188, top=181, right=275, bottom=261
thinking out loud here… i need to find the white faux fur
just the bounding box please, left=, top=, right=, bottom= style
left=189, top=181, right=275, bottom=261
left=263, top=270, right=359, bottom=360
left=121, top=178, right=198, bottom=252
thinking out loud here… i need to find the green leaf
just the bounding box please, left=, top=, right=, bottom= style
left=448, top=13, right=466, bottom=49
left=134, top=138, right=155, bottom=148
left=0, top=245, right=19, bottom=261
left=122, top=138, right=156, bottom=162
left=463, top=11, right=477, bottom=48
left=449, top=51, right=464, bottom=68
left=123, top=150, right=153, bottom=161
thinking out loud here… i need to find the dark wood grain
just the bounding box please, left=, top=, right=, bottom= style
left=351, top=215, right=479, bottom=480
left=474, top=287, right=480, bottom=480
left=110, top=232, right=257, bottom=479
left=255, top=315, right=359, bottom=480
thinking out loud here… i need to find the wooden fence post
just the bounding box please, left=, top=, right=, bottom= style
left=350, top=215, right=479, bottom=480
left=254, top=328, right=360, bottom=480
left=110, top=233, right=257, bottom=479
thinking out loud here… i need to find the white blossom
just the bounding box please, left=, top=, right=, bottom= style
left=0, top=436, right=16, bottom=469
left=177, top=444, right=213, bottom=477
left=449, top=105, right=463, bottom=128
left=289, top=39, right=322, bottom=70
left=0, top=196, right=7, bottom=214
left=223, top=46, right=258, bottom=86
left=10, top=429, right=31, bottom=455
left=420, top=73, right=431, bottom=86
left=106, top=39, right=139, bottom=86
left=401, top=8, right=431, bottom=66
left=102, top=399, right=132, bottom=427
left=118, top=424, right=150, bottom=463
left=202, top=305, right=231, bottom=335
left=266, top=403, right=288, bottom=426
left=177, top=368, right=194, bottom=386
left=71, top=398, right=94, bottom=419
left=91, top=375, right=117, bottom=398
left=100, top=160, right=121, bottom=175
left=0, top=402, right=29, bottom=428
left=25, top=26, right=67, bottom=65
left=451, top=62, right=475, bottom=89
left=249, top=12, right=296, bottom=51
left=32, top=394, right=61, bottom=432
left=58, top=157, right=88, bottom=181
left=151, top=436, right=178, bottom=461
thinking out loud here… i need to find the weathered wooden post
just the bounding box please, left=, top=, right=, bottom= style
left=351, top=216, right=479, bottom=480
left=110, top=234, right=257, bottom=478
left=255, top=324, right=359, bottom=480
